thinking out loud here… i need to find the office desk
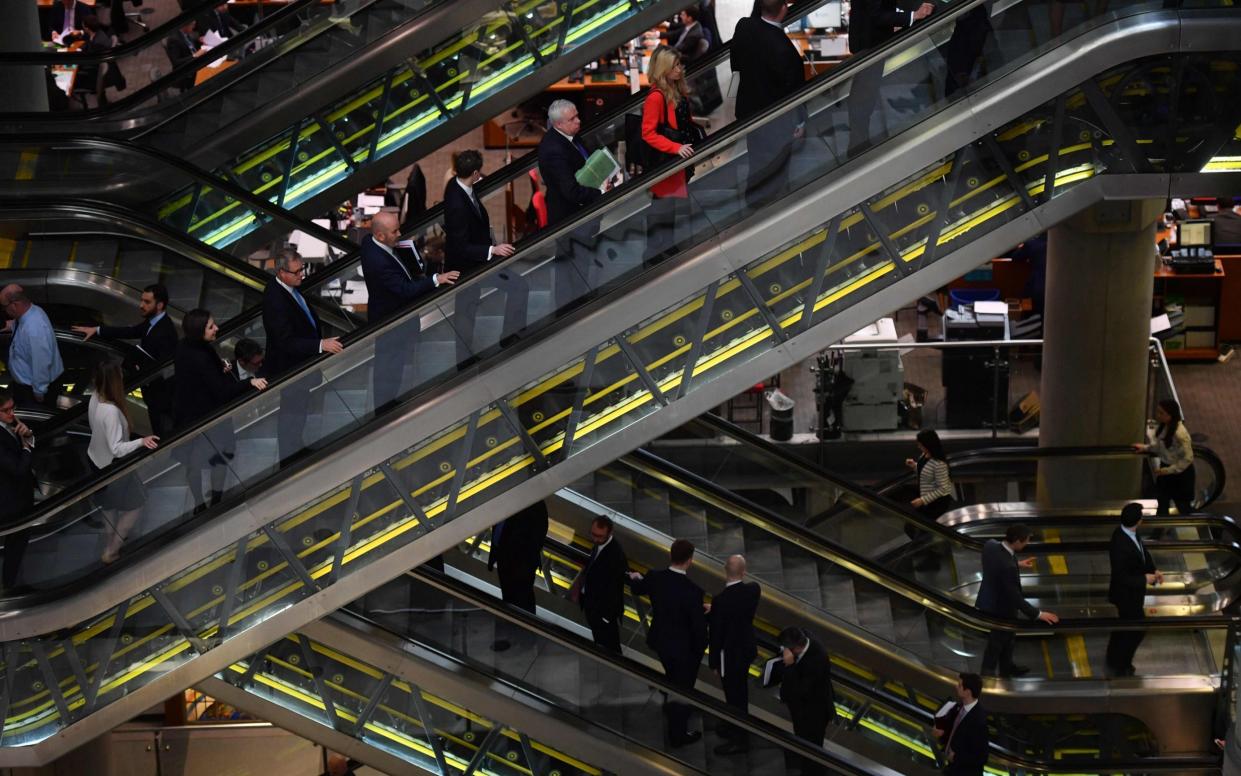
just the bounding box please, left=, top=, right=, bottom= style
left=1154, top=258, right=1224, bottom=360
left=37, top=0, right=94, bottom=6
left=195, top=58, right=236, bottom=86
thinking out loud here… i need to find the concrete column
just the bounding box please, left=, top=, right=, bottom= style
left=1036, top=199, right=1163, bottom=506
left=3, top=2, right=50, bottom=112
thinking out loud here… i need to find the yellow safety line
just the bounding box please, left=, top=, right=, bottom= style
left=1043, top=529, right=1090, bottom=678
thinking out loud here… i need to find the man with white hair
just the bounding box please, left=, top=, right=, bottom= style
left=537, top=99, right=610, bottom=312
left=360, top=210, right=458, bottom=411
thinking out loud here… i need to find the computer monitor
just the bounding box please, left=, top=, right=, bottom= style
left=1179, top=219, right=1214, bottom=249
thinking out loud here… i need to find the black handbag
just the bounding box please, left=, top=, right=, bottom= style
left=646, top=95, right=705, bottom=180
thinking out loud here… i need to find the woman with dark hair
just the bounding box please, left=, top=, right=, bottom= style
left=1135, top=399, right=1195, bottom=515
left=906, top=428, right=955, bottom=518
left=88, top=360, right=159, bottom=563
left=173, top=309, right=267, bottom=513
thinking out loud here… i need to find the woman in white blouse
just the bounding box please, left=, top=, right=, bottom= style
left=1135, top=398, right=1195, bottom=516
left=88, top=361, right=159, bottom=563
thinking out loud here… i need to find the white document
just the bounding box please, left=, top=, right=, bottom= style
left=1150, top=313, right=1172, bottom=335
left=974, top=300, right=1008, bottom=316
left=935, top=699, right=958, bottom=720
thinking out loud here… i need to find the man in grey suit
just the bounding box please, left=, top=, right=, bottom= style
left=975, top=524, right=1059, bottom=677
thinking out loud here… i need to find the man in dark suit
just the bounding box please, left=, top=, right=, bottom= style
left=488, top=500, right=549, bottom=615
left=0, top=390, right=34, bottom=592
left=730, top=0, right=808, bottom=208
left=230, top=338, right=264, bottom=383
left=775, top=627, right=835, bottom=775
left=976, top=524, right=1059, bottom=677
left=197, top=3, right=245, bottom=37
left=846, top=0, right=935, bottom=155
left=537, top=99, right=609, bottom=312
left=709, top=554, right=761, bottom=754
left=361, top=211, right=458, bottom=411
left=628, top=539, right=708, bottom=747
left=74, top=284, right=177, bottom=437
left=1106, top=503, right=1161, bottom=677
left=936, top=672, right=988, bottom=775
left=570, top=515, right=628, bottom=653
left=261, top=249, right=344, bottom=464
left=165, top=21, right=201, bottom=91
left=443, top=150, right=530, bottom=365
left=672, top=6, right=709, bottom=62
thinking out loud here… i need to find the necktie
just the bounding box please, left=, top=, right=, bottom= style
left=573, top=139, right=589, bottom=160
left=946, top=706, right=967, bottom=756
left=291, top=288, right=316, bottom=330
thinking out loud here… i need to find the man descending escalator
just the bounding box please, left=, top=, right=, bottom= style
left=628, top=539, right=709, bottom=748
left=975, top=524, right=1059, bottom=677
left=570, top=515, right=628, bottom=654
left=708, top=554, right=761, bottom=755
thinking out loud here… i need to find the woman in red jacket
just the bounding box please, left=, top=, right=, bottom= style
left=641, top=45, right=697, bottom=263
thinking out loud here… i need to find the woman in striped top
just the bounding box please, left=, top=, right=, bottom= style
left=906, top=429, right=955, bottom=518
left=1135, top=399, right=1195, bottom=516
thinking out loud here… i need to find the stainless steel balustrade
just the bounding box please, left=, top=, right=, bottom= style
left=1, top=5, right=1240, bottom=764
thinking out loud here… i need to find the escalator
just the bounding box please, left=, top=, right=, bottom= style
left=3, top=0, right=687, bottom=254
left=203, top=569, right=1220, bottom=775
left=0, top=0, right=1239, bottom=763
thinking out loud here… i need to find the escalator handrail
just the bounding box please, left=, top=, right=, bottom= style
left=619, top=448, right=1241, bottom=633
left=543, top=499, right=1231, bottom=764
left=692, top=414, right=1240, bottom=543
left=873, top=442, right=1228, bottom=507
left=6, top=201, right=274, bottom=292
left=383, top=567, right=873, bottom=775
left=0, top=0, right=1200, bottom=579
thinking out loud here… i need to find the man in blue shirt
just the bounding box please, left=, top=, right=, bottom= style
left=5, top=291, right=64, bottom=406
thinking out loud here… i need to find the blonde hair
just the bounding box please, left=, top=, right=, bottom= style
left=647, top=45, right=690, bottom=107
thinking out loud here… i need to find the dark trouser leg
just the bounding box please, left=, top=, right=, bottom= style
left=373, top=329, right=413, bottom=411
left=498, top=563, right=538, bottom=614
left=846, top=60, right=884, bottom=156
left=644, top=195, right=679, bottom=263
left=453, top=281, right=482, bottom=364
left=586, top=610, right=621, bottom=654
left=1106, top=601, right=1146, bottom=675
left=145, top=380, right=173, bottom=438
left=786, top=719, right=829, bottom=776
left=744, top=125, right=793, bottom=210
left=276, top=375, right=313, bottom=463
left=496, top=268, right=530, bottom=337
left=10, top=384, right=38, bottom=409
left=659, top=651, right=698, bottom=744
left=720, top=661, right=750, bottom=746
left=981, top=628, right=1015, bottom=674
left=2, top=529, right=29, bottom=588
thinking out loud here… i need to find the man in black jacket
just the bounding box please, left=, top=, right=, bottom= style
left=164, top=20, right=201, bottom=92
left=846, top=0, right=935, bottom=155
left=976, top=524, right=1059, bottom=677
left=74, top=284, right=177, bottom=436
left=361, top=211, right=457, bottom=411
left=0, top=390, right=34, bottom=591
left=776, top=627, right=835, bottom=775
left=570, top=516, right=628, bottom=653
left=709, top=554, right=761, bottom=754
left=1106, top=503, right=1161, bottom=677
left=730, top=0, right=807, bottom=207
left=628, top=539, right=708, bottom=747
left=261, top=249, right=344, bottom=464
left=937, top=672, right=988, bottom=775
left=443, top=150, right=529, bottom=365
left=537, top=99, right=608, bottom=312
